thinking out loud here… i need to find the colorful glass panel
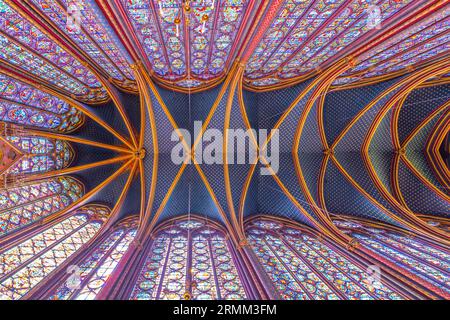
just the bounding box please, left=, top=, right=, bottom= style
left=119, top=0, right=249, bottom=87
left=247, top=219, right=403, bottom=300
left=48, top=221, right=137, bottom=300
left=189, top=0, right=248, bottom=78
left=246, top=0, right=346, bottom=79
left=27, top=0, right=134, bottom=82
left=5, top=136, right=73, bottom=175
left=0, top=0, right=106, bottom=99
left=244, top=0, right=430, bottom=87
left=119, top=0, right=170, bottom=76
left=0, top=73, right=82, bottom=132
left=0, top=71, right=81, bottom=133
left=0, top=74, right=70, bottom=114
left=0, top=100, right=78, bottom=132
left=353, top=233, right=450, bottom=293
left=154, top=0, right=186, bottom=77
left=337, top=7, right=450, bottom=84
left=286, top=0, right=413, bottom=75
left=0, top=176, right=83, bottom=236
left=0, top=205, right=107, bottom=300
left=349, top=11, right=449, bottom=73
left=334, top=220, right=450, bottom=295
left=130, top=219, right=246, bottom=300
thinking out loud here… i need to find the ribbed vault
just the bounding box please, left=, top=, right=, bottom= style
left=0, top=0, right=449, bottom=300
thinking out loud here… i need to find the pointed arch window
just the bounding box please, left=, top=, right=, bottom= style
left=334, top=219, right=450, bottom=295
left=0, top=205, right=108, bottom=300
left=26, top=0, right=135, bottom=84
left=47, top=218, right=137, bottom=300
left=0, top=0, right=106, bottom=101
left=4, top=135, right=74, bottom=175
left=130, top=218, right=247, bottom=300
left=244, top=0, right=418, bottom=87
left=0, top=176, right=83, bottom=237
left=246, top=218, right=403, bottom=300
left=0, top=73, right=83, bottom=132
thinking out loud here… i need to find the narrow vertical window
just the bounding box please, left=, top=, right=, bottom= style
left=130, top=218, right=247, bottom=300
left=0, top=205, right=108, bottom=300
left=247, top=218, right=404, bottom=300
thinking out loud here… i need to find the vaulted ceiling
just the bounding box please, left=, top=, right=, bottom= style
left=0, top=0, right=448, bottom=247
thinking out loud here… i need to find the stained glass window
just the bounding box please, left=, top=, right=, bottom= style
left=247, top=218, right=403, bottom=300
left=0, top=205, right=108, bottom=300
left=286, top=0, right=413, bottom=76
left=4, top=136, right=74, bottom=175
left=130, top=219, right=247, bottom=300
left=243, top=0, right=447, bottom=88
left=334, top=219, right=450, bottom=295
left=47, top=218, right=137, bottom=300
left=0, top=176, right=83, bottom=237
left=27, top=0, right=134, bottom=83
left=0, top=73, right=83, bottom=132
left=189, top=0, right=248, bottom=79
left=245, top=0, right=346, bottom=80
left=118, top=0, right=169, bottom=77
left=0, top=0, right=107, bottom=101
left=337, top=7, right=450, bottom=85
left=118, top=0, right=249, bottom=88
